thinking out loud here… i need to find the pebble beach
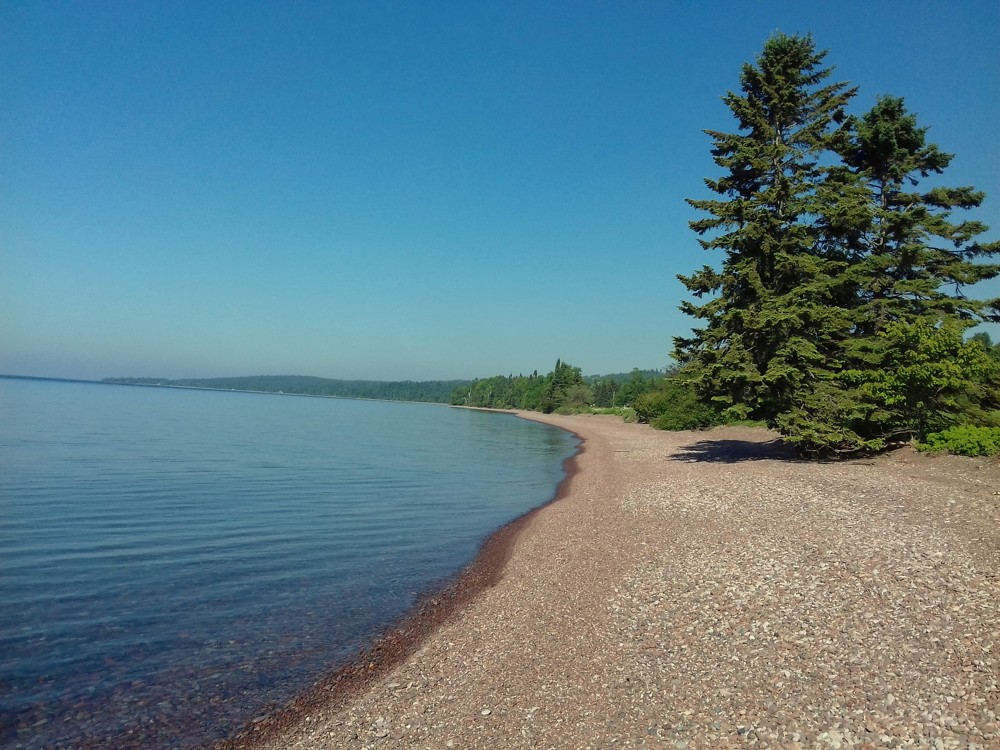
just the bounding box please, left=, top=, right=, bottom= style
left=242, top=413, right=1000, bottom=750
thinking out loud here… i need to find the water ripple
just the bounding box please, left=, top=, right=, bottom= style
left=0, top=378, right=577, bottom=750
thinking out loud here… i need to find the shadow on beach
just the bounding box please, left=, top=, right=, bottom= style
left=670, top=437, right=800, bottom=463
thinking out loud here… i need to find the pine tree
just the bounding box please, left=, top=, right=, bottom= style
left=675, top=33, right=857, bottom=428
left=541, top=360, right=586, bottom=413
left=840, top=95, right=999, bottom=332
left=834, top=96, right=1000, bottom=443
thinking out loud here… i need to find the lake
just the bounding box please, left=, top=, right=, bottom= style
left=0, top=377, right=578, bottom=749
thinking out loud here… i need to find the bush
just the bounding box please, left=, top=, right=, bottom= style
left=634, top=379, right=722, bottom=431
left=588, top=406, right=638, bottom=422
left=632, top=389, right=672, bottom=423
left=651, top=406, right=721, bottom=431
left=917, top=426, right=1000, bottom=457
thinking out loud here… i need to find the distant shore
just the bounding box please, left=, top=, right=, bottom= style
left=232, top=413, right=1000, bottom=750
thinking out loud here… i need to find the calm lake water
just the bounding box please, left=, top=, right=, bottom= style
left=0, top=377, right=578, bottom=749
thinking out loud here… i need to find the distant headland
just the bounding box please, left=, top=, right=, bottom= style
left=100, top=374, right=469, bottom=404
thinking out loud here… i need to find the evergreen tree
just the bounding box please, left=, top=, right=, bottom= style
left=830, top=96, right=1000, bottom=446
left=540, top=360, right=586, bottom=413
left=675, top=33, right=857, bottom=428
left=839, top=95, right=999, bottom=332
left=591, top=378, right=620, bottom=408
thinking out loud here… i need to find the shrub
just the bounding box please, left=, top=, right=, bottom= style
left=632, top=389, right=672, bottom=423
left=588, top=406, right=638, bottom=422
left=634, top=379, right=722, bottom=431
left=917, top=426, right=1000, bottom=457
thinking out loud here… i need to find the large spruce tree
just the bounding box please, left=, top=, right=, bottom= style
left=675, top=34, right=857, bottom=429
left=676, top=33, right=1000, bottom=455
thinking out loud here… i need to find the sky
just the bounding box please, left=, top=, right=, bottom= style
left=3, top=1, right=999, bottom=382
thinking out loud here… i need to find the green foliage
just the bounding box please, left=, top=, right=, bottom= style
left=451, top=363, right=666, bottom=417
left=588, top=406, right=638, bottom=422
left=633, top=376, right=723, bottom=431
left=676, top=33, right=858, bottom=430
left=843, top=320, right=999, bottom=436
left=591, top=368, right=657, bottom=406
left=449, top=372, right=547, bottom=410
left=586, top=370, right=663, bottom=407
left=558, top=383, right=592, bottom=413
left=621, top=407, right=638, bottom=423
left=838, top=96, right=999, bottom=331
left=542, top=359, right=588, bottom=413
left=971, top=332, right=1000, bottom=361
left=675, top=32, right=1000, bottom=457
left=590, top=378, right=620, bottom=408
left=615, top=369, right=655, bottom=406
left=918, top=426, right=1000, bottom=457
left=450, top=360, right=591, bottom=414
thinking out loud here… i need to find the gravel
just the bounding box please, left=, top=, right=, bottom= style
left=248, top=415, right=999, bottom=750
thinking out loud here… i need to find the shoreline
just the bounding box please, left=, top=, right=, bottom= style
left=235, top=414, right=999, bottom=750
left=214, top=412, right=585, bottom=750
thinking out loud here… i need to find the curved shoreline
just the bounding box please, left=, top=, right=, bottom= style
left=214, top=413, right=584, bottom=750
left=237, top=413, right=999, bottom=750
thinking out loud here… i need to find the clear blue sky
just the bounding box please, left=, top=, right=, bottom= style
left=3, top=1, right=998, bottom=381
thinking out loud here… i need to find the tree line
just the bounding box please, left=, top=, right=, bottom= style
left=103, top=375, right=468, bottom=404
left=449, top=362, right=661, bottom=413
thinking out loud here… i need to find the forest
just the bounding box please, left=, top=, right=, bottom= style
left=449, top=362, right=661, bottom=413
left=102, top=375, right=467, bottom=404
